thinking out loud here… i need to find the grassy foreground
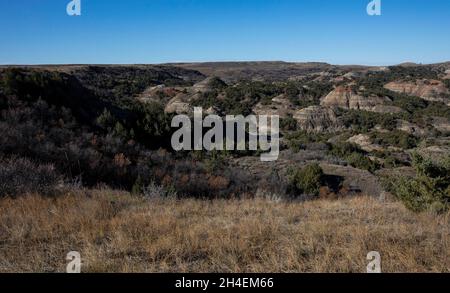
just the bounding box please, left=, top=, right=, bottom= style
left=0, top=190, right=449, bottom=273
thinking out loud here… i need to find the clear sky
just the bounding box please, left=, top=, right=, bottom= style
left=1, top=0, right=449, bottom=65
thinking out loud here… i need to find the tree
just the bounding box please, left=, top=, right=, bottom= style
left=386, top=153, right=450, bottom=213
left=96, top=109, right=116, bottom=131
left=288, top=163, right=324, bottom=197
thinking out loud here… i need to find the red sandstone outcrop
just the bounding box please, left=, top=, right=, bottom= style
left=384, top=79, right=450, bottom=104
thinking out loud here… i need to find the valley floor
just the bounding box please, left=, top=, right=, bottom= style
left=0, top=190, right=449, bottom=273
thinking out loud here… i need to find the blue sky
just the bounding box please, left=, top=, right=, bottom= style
left=1, top=0, right=449, bottom=65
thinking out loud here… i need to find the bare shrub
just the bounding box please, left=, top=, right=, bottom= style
left=142, top=181, right=177, bottom=200
left=254, top=170, right=289, bottom=202
left=0, top=156, right=61, bottom=197
left=255, top=189, right=282, bottom=203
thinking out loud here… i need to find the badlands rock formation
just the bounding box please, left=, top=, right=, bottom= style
left=347, top=134, right=383, bottom=152
left=164, top=99, right=192, bottom=115
left=321, top=86, right=403, bottom=113
left=396, top=120, right=427, bottom=137
left=384, top=79, right=450, bottom=104
left=164, top=90, right=202, bottom=114
left=192, top=77, right=226, bottom=93
left=444, top=69, right=450, bottom=79
left=432, top=117, right=450, bottom=133
left=252, top=95, right=294, bottom=118
left=293, top=106, right=342, bottom=132
left=137, top=84, right=179, bottom=104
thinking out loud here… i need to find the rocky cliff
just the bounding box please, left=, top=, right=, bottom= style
left=293, top=106, right=342, bottom=132
left=321, top=86, right=403, bottom=113
left=384, top=79, right=450, bottom=105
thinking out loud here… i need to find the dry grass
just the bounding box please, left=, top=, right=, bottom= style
left=0, top=189, right=449, bottom=273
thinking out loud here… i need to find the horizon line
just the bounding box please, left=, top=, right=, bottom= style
left=1, top=60, right=449, bottom=67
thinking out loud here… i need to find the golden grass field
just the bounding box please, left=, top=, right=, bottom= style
left=0, top=189, right=449, bottom=273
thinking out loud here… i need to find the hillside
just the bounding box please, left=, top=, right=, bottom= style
left=1, top=62, right=449, bottom=203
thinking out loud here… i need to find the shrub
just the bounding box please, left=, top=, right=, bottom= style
left=288, top=163, right=324, bottom=197
left=135, top=101, right=172, bottom=138
left=142, top=181, right=177, bottom=199
left=416, top=101, right=450, bottom=120
left=381, top=153, right=405, bottom=168
left=328, top=142, right=361, bottom=158
left=286, top=131, right=331, bottom=152
left=204, top=150, right=229, bottom=172
left=385, top=153, right=450, bottom=213
left=356, top=65, right=439, bottom=90
left=258, top=170, right=288, bottom=198
left=193, top=90, right=219, bottom=109
left=392, top=93, right=428, bottom=114
left=340, top=110, right=398, bottom=133
left=346, top=152, right=379, bottom=173
left=370, top=130, right=418, bottom=149
left=204, top=80, right=284, bottom=115
left=328, top=142, right=380, bottom=172
left=286, top=81, right=332, bottom=107
left=443, top=79, right=450, bottom=91
left=131, top=175, right=145, bottom=195
left=207, top=77, right=227, bottom=90
left=0, top=157, right=61, bottom=197
left=96, top=109, right=116, bottom=131
left=280, top=115, right=298, bottom=131
left=284, top=83, right=300, bottom=98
